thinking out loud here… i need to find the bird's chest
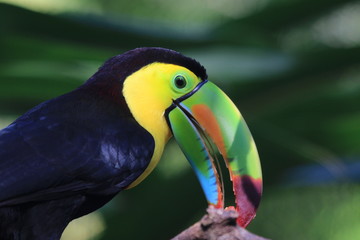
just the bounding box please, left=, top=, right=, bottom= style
left=96, top=125, right=155, bottom=189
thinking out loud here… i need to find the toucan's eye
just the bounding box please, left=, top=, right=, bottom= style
left=174, top=75, right=187, bottom=89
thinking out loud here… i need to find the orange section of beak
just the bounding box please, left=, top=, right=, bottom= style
left=192, top=104, right=228, bottom=160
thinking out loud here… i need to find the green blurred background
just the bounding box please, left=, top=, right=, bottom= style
left=1, top=0, right=360, bottom=239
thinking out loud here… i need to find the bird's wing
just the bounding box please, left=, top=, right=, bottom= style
left=0, top=110, right=154, bottom=207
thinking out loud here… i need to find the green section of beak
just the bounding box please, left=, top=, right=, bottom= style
left=181, top=81, right=262, bottom=180
left=166, top=80, right=262, bottom=227
left=167, top=106, right=222, bottom=206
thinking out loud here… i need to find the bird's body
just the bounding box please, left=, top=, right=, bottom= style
left=0, top=80, right=153, bottom=239
left=0, top=48, right=262, bottom=239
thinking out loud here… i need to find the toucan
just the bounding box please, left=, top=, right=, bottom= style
left=0, top=47, right=262, bottom=240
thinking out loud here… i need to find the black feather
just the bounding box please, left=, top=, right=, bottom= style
left=0, top=47, right=202, bottom=239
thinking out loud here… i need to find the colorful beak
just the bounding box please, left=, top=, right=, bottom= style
left=165, top=80, right=262, bottom=227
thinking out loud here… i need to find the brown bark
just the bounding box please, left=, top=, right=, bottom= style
left=171, top=206, right=269, bottom=240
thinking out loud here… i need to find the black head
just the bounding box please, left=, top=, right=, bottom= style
left=85, top=47, right=207, bottom=86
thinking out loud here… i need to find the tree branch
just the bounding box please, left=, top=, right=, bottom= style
left=171, top=206, right=269, bottom=240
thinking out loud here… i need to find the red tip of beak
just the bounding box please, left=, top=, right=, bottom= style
left=233, top=175, right=263, bottom=227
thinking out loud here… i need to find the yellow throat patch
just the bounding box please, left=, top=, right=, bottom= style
left=122, top=62, right=200, bottom=188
